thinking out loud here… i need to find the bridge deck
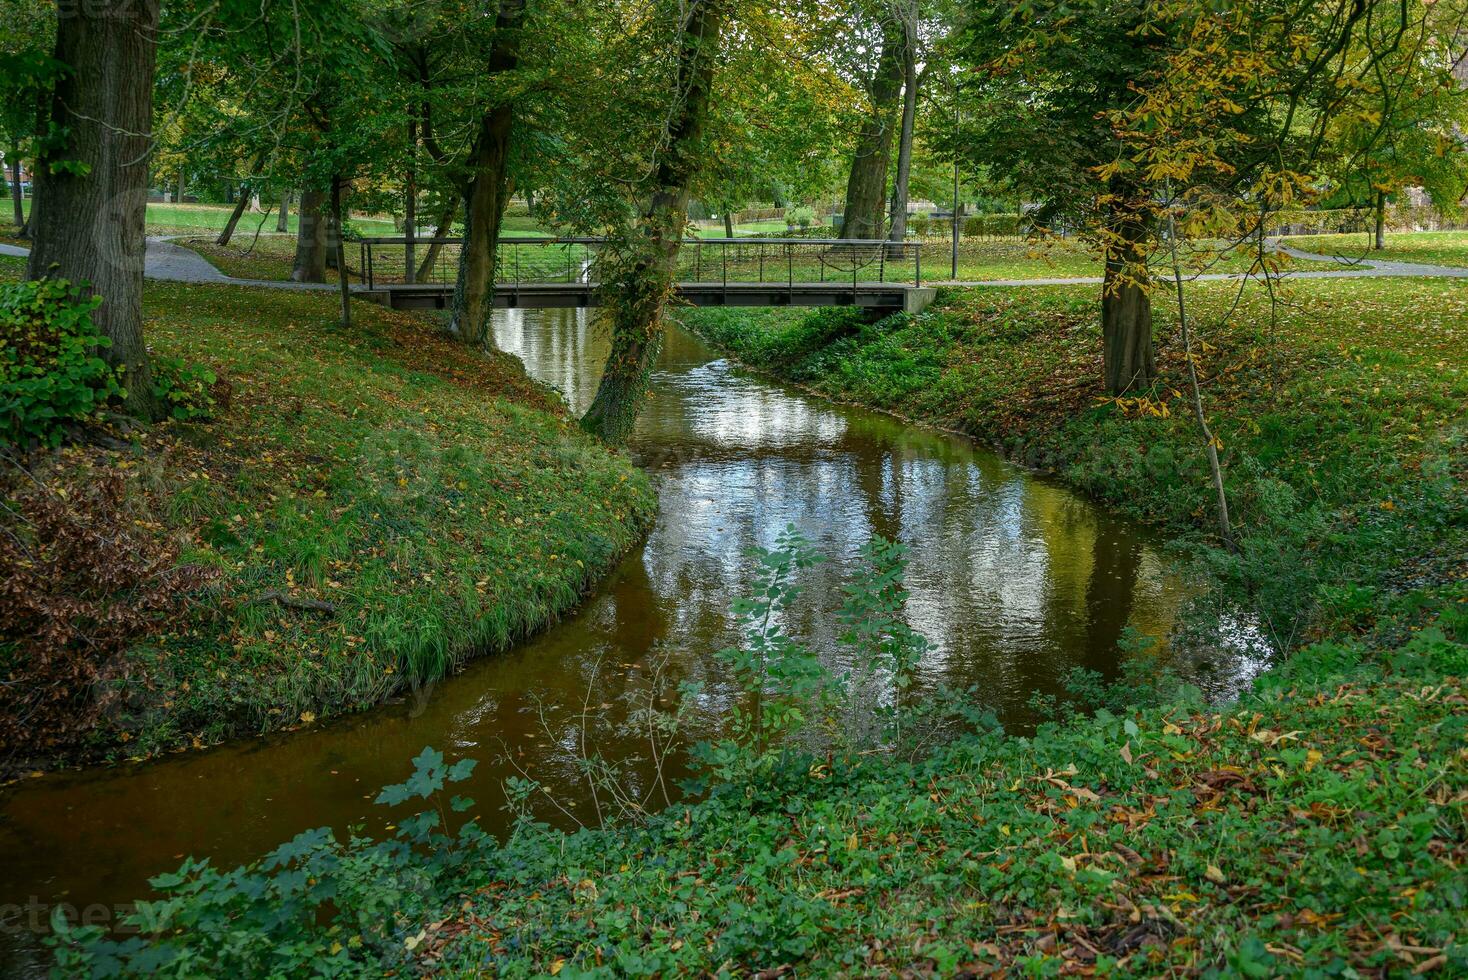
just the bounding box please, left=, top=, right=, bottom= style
left=363, top=280, right=937, bottom=315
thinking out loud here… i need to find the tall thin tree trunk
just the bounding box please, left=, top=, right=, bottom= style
left=416, top=200, right=457, bottom=281
left=1373, top=190, right=1386, bottom=250
left=216, top=184, right=250, bottom=246
left=582, top=0, right=726, bottom=443
left=723, top=211, right=734, bottom=237
left=26, top=0, right=162, bottom=421
left=838, top=15, right=904, bottom=239
left=276, top=190, right=290, bottom=233
left=405, top=117, right=418, bottom=284
left=292, top=188, right=328, bottom=282
left=1100, top=201, right=1155, bottom=394
left=446, top=0, right=524, bottom=345
left=332, top=175, right=351, bottom=328
left=175, top=170, right=185, bottom=204
left=9, top=156, right=23, bottom=227
left=887, top=16, right=917, bottom=256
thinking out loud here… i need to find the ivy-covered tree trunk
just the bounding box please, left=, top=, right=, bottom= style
left=276, top=190, right=290, bottom=233
left=581, top=0, right=726, bottom=443
left=1101, top=204, right=1154, bottom=394
left=292, top=188, right=328, bottom=282
left=446, top=0, right=524, bottom=346
left=26, top=0, right=162, bottom=421
left=838, top=15, right=904, bottom=239
left=1373, top=190, right=1386, bottom=250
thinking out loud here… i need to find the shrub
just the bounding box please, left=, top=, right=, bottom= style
left=909, top=213, right=930, bottom=237
left=788, top=205, right=815, bottom=229
left=0, top=278, right=123, bottom=447
left=151, top=355, right=220, bottom=421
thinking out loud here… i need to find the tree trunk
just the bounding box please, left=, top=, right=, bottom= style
left=292, top=188, right=328, bottom=282
left=9, top=156, right=23, bottom=227
left=332, top=175, right=351, bottom=328
left=276, top=190, right=290, bottom=233
left=416, top=200, right=457, bottom=281
left=26, top=0, right=162, bottom=421
left=1373, top=190, right=1386, bottom=250
left=582, top=0, right=726, bottom=443
left=1101, top=206, right=1155, bottom=394
left=838, top=15, right=904, bottom=240
left=887, top=16, right=917, bottom=256
left=446, top=0, right=525, bottom=346
left=216, top=185, right=250, bottom=246
left=723, top=211, right=734, bottom=237
left=405, top=117, right=418, bottom=284
left=175, top=170, right=185, bottom=204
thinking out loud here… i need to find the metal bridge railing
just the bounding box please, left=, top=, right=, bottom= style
left=359, top=236, right=925, bottom=293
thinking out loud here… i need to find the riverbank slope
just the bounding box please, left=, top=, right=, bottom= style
left=0, top=254, right=656, bottom=774
left=680, top=279, right=1467, bottom=644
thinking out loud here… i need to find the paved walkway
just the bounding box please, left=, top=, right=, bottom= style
left=0, top=236, right=342, bottom=291
left=3, top=238, right=1466, bottom=292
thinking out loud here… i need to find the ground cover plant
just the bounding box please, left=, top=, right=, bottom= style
left=48, top=536, right=1468, bottom=977
left=1283, top=230, right=1468, bottom=269
left=680, top=276, right=1467, bottom=647
left=0, top=266, right=655, bottom=773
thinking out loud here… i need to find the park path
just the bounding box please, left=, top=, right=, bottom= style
left=0, top=236, right=341, bottom=291
left=4, top=237, right=1467, bottom=291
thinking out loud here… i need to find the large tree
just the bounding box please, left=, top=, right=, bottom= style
left=581, top=0, right=729, bottom=442
left=26, top=0, right=163, bottom=419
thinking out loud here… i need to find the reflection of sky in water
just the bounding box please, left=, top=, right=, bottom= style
left=497, top=307, right=1187, bottom=710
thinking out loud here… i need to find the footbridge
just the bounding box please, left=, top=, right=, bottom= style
left=356, top=236, right=938, bottom=316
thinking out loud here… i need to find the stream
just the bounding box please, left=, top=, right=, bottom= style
left=1, top=308, right=1212, bottom=972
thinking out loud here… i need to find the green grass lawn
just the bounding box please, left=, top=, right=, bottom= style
left=1, top=261, right=655, bottom=766
left=1284, top=230, right=1468, bottom=268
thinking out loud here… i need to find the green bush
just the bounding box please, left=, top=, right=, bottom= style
left=0, top=278, right=122, bottom=447
left=963, top=212, right=1021, bottom=238
left=151, top=355, right=218, bottom=421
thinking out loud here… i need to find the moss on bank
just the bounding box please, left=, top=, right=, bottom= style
left=2, top=268, right=655, bottom=770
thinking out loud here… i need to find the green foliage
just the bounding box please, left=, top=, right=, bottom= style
left=150, top=356, right=217, bottom=421
left=697, top=526, right=831, bottom=780
left=51, top=577, right=1468, bottom=977
left=50, top=745, right=486, bottom=978
left=0, top=278, right=122, bottom=446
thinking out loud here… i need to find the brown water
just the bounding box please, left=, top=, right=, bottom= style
left=1, top=309, right=1194, bottom=971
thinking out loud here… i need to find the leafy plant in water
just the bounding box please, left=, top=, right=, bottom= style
left=836, top=535, right=929, bottom=747
left=697, top=525, right=831, bottom=782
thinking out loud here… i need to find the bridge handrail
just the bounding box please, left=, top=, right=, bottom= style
left=357, top=235, right=917, bottom=247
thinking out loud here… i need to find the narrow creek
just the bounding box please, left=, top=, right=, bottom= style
left=2, top=308, right=1206, bottom=971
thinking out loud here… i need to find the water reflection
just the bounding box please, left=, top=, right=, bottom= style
left=3, top=307, right=1187, bottom=970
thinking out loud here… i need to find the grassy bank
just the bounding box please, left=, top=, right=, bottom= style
left=679, top=280, right=1466, bottom=638
left=1, top=264, right=656, bottom=771
left=56, top=579, right=1468, bottom=977
left=1284, top=230, right=1468, bottom=268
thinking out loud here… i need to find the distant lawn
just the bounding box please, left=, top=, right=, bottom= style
left=1284, top=230, right=1468, bottom=269
left=1, top=264, right=656, bottom=768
